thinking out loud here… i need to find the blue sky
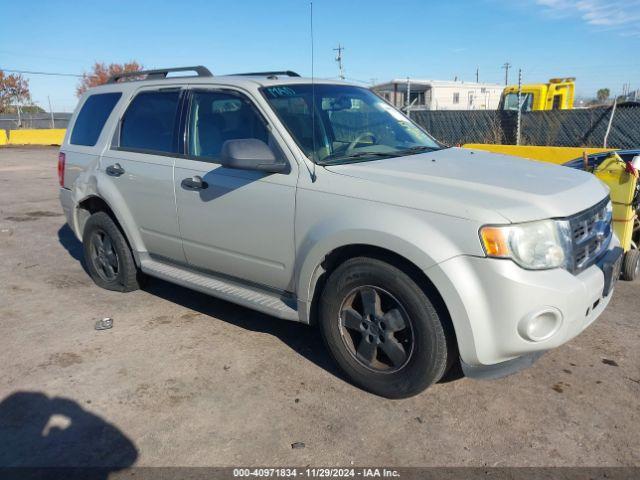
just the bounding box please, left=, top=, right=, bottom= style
left=1, top=0, right=638, bottom=111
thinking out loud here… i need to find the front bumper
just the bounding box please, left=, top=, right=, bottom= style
left=427, top=239, right=621, bottom=371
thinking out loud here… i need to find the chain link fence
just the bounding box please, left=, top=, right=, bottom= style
left=411, top=105, right=640, bottom=149
left=2, top=107, right=638, bottom=150
left=0, top=113, right=71, bottom=132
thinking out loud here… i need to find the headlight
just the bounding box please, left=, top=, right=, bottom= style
left=480, top=219, right=573, bottom=270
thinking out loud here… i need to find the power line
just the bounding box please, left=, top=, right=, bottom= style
left=0, top=68, right=83, bottom=78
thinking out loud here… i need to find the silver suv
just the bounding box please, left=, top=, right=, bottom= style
left=58, top=66, right=622, bottom=398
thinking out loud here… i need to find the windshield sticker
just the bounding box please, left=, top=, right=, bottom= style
left=265, top=86, right=297, bottom=98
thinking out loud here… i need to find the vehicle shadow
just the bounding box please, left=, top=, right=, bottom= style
left=57, top=222, right=342, bottom=381
left=142, top=276, right=345, bottom=381
left=57, top=224, right=88, bottom=273
left=57, top=224, right=459, bottom=388
left=0, top=391, right=137, bottom=478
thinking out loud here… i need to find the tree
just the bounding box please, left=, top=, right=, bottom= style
left=0, top=70, right=31, bottom=113
left=596, top=88, right=610, bottom=103
left=76, top=61, right=143, bottom=96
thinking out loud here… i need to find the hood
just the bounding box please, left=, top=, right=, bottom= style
left=324, top=147, right=609, bottom=223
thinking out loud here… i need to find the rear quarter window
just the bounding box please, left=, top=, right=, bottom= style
left=70, top=92, right=122, bottom=146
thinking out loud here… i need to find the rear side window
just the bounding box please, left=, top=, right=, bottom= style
left=70, top=93, right=121, bottom=146
left=120, top=90, right=181, bottom=154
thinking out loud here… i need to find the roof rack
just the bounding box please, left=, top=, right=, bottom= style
left=231, top=70, right=301, bottom=78
left=107, top=66, right=213, bottom=84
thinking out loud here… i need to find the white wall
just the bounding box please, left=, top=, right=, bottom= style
left=428, top=85, right=502, bottom=110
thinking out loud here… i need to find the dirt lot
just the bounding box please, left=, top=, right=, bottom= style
left=0, top=147, right=638, bottom=468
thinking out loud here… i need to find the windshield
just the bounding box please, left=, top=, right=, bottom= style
left=261, top=84, right=442, bottom=164
left=502, top=92, right=533, bottom=112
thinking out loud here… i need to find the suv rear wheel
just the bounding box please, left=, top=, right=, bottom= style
left=83, top=211, right=142, bottom=292
left=319, top=257, right=450, bottom=398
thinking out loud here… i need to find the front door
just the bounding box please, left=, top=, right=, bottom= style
left=174, top=89, right=297, bottom=291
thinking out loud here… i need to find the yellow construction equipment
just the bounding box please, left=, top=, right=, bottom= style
left=591, top=152, right=639, bottom=280
left=500, top=77, right=575, bottom=112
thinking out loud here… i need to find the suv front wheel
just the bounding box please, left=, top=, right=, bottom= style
left=319, top=257, right=451, bottom=398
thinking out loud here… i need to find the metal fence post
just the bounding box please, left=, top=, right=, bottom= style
left=47, top=96, right=55, bottom=129
left=516, top=69, right=522, bottom=146
left=603, top=98, right=617, bottom=148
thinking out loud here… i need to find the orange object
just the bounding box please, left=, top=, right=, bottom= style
left=480, top=227, right=510, bottom=257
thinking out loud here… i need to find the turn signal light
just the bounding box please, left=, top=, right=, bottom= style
left=480, top=226, right=509, bottom=257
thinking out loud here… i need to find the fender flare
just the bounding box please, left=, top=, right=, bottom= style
left=73, top=174, right=146, bottom=260
left=295, top=228, right=447, bottom=325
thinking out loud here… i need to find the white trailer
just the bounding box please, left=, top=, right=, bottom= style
left=372, top=78, right=503, bottom=111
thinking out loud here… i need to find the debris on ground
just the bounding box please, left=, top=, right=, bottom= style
left=291, top=442, right=305, bottom=449
left=95, top=317, right=113, bottom=330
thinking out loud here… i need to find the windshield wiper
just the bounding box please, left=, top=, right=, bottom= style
left=319, top=151, right=396, bottom=165
left=394, top=145, right=440, bottom=156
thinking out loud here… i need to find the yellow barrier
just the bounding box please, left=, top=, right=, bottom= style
left=6, top=129, right=66, bottom=146
left=0, top=130, right=7, bottom=146
left=463, top=144, right=614, bottom=164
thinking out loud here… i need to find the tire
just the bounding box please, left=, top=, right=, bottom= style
left=621, top=249, right=640, bottom=282
left=83, top=211, right=142, bottom=292
left=319, top=257, right=451, bottom=399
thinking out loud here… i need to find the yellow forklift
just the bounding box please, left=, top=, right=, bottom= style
left=564, top=150, right=640, bottom=280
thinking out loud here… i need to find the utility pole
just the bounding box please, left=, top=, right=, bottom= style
left=47, top=96, right=55, bottom=129
left=516, top=68, right=522, bottom=146
left=502, top=62, right=511, bottom=85
left=476, top=67, right=479, bottom=83
left=405, top=77, right=411, bottom=118
left=334, top=43, right=345, bottom=80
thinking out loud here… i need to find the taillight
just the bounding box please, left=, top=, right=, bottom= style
left=58, top=152, right=66, bottom=187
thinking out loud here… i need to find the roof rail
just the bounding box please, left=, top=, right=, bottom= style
left=107, top=66, right=213, bottom=84
left=231, top=70, right=301, bottom=78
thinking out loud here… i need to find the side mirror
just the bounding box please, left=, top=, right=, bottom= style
left=219, top=139, right=287, bottom=173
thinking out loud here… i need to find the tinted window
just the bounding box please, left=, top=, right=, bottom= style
left=70, top=93, right=121, bottom=146
left=188, top=91, right=268, bottom=159
left=120, top=90, right=181, bottom=153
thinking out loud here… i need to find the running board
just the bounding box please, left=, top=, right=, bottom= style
left=140, top=258, right=299, bottom=321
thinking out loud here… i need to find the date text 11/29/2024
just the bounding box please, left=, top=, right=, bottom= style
left=233, top=468, right=400, bottom=478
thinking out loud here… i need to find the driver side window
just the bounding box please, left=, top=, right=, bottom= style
left=188, top=91, right=269, bottom=160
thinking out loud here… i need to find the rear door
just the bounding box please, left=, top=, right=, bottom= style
left=173, top=88, right=297, bottom=291
left=101, top=87, right=185, bottom=262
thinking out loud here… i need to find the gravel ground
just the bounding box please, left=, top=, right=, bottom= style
left=0, top=147, right=638, bottom=469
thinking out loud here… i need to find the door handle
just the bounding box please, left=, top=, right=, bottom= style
left=106, top=163, right=125, bottom=177
left=181, top=175, right=208, bottom=190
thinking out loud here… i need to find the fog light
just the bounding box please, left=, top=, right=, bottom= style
left=518, top=308, right=562, bottom=342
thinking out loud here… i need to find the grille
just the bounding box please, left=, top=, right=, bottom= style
left=568, top=197, right=612, bottom=273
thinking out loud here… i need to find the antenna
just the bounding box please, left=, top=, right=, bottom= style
left=310, top=1, right=317, bottom=182
left=334, top=43, right=345, bottom=80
